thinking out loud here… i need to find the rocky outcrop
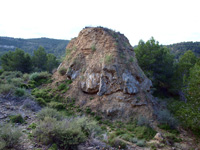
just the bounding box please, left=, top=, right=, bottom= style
left=52, top=27, right=156, bottom=120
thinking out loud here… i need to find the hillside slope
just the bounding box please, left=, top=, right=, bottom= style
left=0, top=36, right=69, bottom=58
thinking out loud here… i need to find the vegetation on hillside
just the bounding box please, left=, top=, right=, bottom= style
left=0, top=46, right=59, bottom=73
left=0, top=36, right=69, bottom=58
left=135, top=37, right=200, bottom=136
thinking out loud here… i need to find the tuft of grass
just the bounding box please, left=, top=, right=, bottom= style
left=129, top=56, right=134, bottom=62
left=91, top=44, right=96, bottom=52
left=134, top=126, right=156, bottom=141
left=0, top=84, right=15, bottom=95
left=104, top=54, right=113, bottom=64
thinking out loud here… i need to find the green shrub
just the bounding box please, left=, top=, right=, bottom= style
left=134, top=126, right=156, bottom=140
left=104, top=54, right=113, bottom=65
left=31, top=88, right=52, bottom=102
left=120, top=134, right=133, bottom=142
left=33, top=115, right=100, bottom=150
left=36, top=98, right=46, bottom=106
left=20, top=83, right=29, bottom=89
left=0, top=69, right=4, bottom=75
left=58, top=83, right=66, bottom=91
left=0, top=83, right=15, bottom=95
left=158, top=124, right=179, bottom=134
left=137, top=116, right=150, bottom=126
left=129, top=56, right=134, bottom=62
left=28, top=123, right=37, bottom=129
left=10, top=78, right=23, bottom=87
left=48, top=102, right=66, bottom=110
left=0, top=123, right=22, bottom=149
left=15, top=88, right=25, bottom=97
left=37, top=108, right=62, bottom=121
left=168, top=100, right=200, bottom=136
left=91, top=44, right=96, bottom=52
left=108, top=137, right=126, bottom=149
left=59, top=67, right=67, bottom=76
left=29, top=72, right=51, bottom=86
left=10, top=114, right=24, bottom=123
left=157, top=109, right=178, bottom=129
left=23, top=73, right=30, bottom=81
left=136, top=139, right=145, bottom=147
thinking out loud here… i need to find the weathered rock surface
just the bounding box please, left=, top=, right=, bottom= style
left=52, top=27, right=156, bottom=120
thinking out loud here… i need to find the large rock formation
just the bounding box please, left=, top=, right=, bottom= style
left=53, top=27, right=156, bottom=120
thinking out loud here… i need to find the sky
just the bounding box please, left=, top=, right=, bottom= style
left=0, top=0, right=200, bottom=46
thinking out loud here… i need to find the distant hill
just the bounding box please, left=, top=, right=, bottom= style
left=166, top=42, right=200, bottom=58
left=0, top=36, right=70, bottom=58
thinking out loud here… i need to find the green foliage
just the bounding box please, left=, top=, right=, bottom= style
left=9, top=114, right=24, bottom=124
left=0, top=123, right=22, bottom=149
left=104, top=54, right=113, bottom=64
left=1, top=48, right=32, bottom=73
left=29, top=72, right=51, bottom=86
left=46, top=53, right=59, bottom=73
left=28, top=123, right=37, bottom=129
left=36, top=108, right=62, bottom=121
left=33, top=108, right=101, bottom=150
left=136, top=139, right=146, bottom=147
left=157, top=109, right=178, bottom=129
left=0, top=83, right=15, bottom=95
left=129, top=56, right=134, bottom=62
left=186, top=62, right=200, bottom=104
left=134, top=126, right=156, bottom=140
left=32, top=46, right=48, bottom=71
left=48, top=101, right=66, bottom=110
left=58, top=83, right=67, bottom=91
left=15, top=88, right=25, bottom=97
left=137, top=116, right=150, bottom=127
left=108, top=134, right=126, bottom=149
left=168, top=100, right=200, bottom=136
left=11, top=78, right=23, bottom=87
left=91, top=44, right=96, bottom=51
left=0, top=37, right=69, bottom=59
left=0, top=69, right=3, bottom=75
left=173, top=50, right=197, bottom=91
left=59, top=67, right=67, bottom=76
left=36, top=98, right=47, bottom=106
left=135, top=37, right=175, bottom=95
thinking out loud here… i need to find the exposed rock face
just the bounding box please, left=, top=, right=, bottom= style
left=53, top=27, right=156, bottom=120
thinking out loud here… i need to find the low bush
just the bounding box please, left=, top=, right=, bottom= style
left=134, top=126, right=156, bottom=140
left=157, top=109, right=178, bottom=129
left=0, top=123, right=22, bottom=149
left=37, top=108, right=62, bottom=121
left=10, top=78, right=23, bottom=87
left=10, top=114, right=24, bottom=124
left=58, top=83, right=67, bottom=91
left=137, top=116, right=150, bottom=127
left=29, top=72, right=51, bottom=86
left=0, top=84, right=15, bottom=95
left=136, top=139, right=145, bottom=147
left=108, top=134, right=126, bottom=149
left=59, top=67, right=67, bottom=76
left=15, top=88, right=25, bottom=97
left=33, top=109, right=101, bottom=150
left=36, top=98, right=46, bottom=106
left=48, top=101, right=66, bottom=110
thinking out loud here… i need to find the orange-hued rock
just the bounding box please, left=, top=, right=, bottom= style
left=52, top=27, right=157, bottom=120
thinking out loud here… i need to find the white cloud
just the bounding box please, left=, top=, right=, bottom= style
left=0, top=0, right=200, bottom=45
